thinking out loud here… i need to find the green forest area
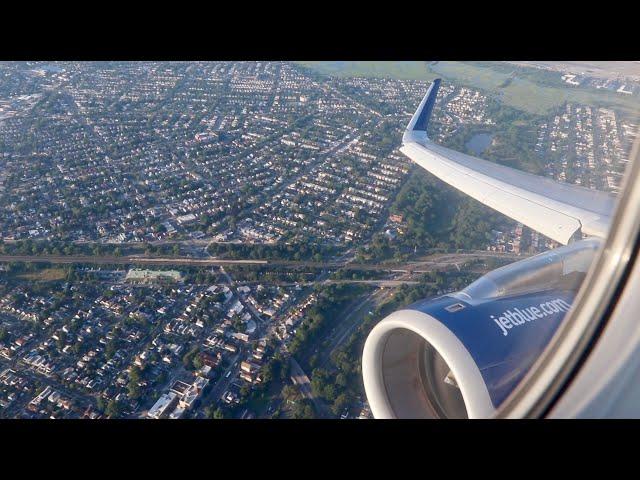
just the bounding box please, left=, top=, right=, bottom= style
left=356, top=166, right=509, bottom=263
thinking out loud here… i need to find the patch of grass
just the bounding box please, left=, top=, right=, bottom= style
left=295, top=61, right=437, bottom=81
left=18, top=268, right=67, bottom=282
left=429, top=62, right=575, bottom=114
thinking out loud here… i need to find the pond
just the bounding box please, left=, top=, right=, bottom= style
left=466, top=133, right=494, bottom=155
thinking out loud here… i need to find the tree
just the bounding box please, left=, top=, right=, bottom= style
left=105, top=339, right=118, bottom=360
left=105, top=399, right=122, bottom=418
left=129, top=365, right=142, bottom=384
left=239, top=383, right=251, bottom=399
left=192, top=354, right=204, bottom=370
left=212, top=408, right=225, bottom=419
left=56, top=331, right=67, bottom=351
left=128, top=382, right=141, bottom=400
left=281, top=385, right=298, bottom=402
left=323, top=383, right=337, bottom=402
left=335, top=373, right=348, bottom=388
left=332, top=393, right=351, bottom=416
left=182, top=345, right=199, bottom=369
left=293, top=399, right=315, bottom=419
left=96, top=396, right=106, bottom=413
left=308, top=354, right=318, bottom=369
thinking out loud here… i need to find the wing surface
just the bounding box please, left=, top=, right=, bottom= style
left=401, top=79, right=616, bottom=245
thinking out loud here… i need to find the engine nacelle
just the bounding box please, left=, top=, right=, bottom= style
left=362, top=239, right=601, bottom=418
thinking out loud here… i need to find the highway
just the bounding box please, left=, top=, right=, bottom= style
left=317, top=287, right=397, bottom=370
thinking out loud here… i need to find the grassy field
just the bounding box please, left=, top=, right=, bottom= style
left=18, top=268, right=67, bottom=282
left=430, top=61, right=640, bottom=115
left=296, top=61, right=640, bottom=116
left=296, top=61, right=439, bottom=81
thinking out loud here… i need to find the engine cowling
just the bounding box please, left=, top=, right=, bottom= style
left=362, top=239, right=601, bottom=419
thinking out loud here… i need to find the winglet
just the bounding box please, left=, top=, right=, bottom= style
left=405, top=78, right=441, bottom=134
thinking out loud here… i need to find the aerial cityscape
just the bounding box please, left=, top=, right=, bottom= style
left=0, top=61, right=637, bottom=419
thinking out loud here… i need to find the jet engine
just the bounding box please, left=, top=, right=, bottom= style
left=362, top=238, right=601, bottom=418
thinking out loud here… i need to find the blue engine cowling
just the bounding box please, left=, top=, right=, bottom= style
left=362, top=239, right=601, bottom=419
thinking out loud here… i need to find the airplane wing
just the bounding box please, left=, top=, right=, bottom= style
left=400, top=79, right=617, bottom=245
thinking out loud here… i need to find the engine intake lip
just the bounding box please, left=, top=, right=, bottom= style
left=362, top=309, right=495, bottom=419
